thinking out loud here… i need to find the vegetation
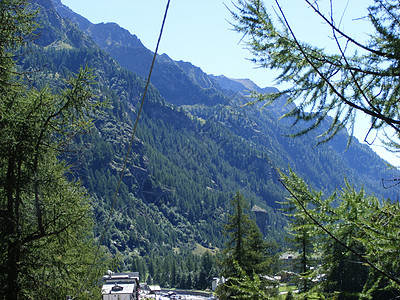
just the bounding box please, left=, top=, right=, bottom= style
left=2, top=0, right=400, bottom=297
left=231, top=0, right=400, bottom=148
left=279, top=180, right=316, bottom=294
left=217, top=192, right=279, bottom=299
left=0, top=1, right=107, bottom=298
left=25, top=0, right=291, bottom=265
left=131, top=250, right=219, bottom=290
left=280, top=170, right=400, bottom=299
left=228, top=0, right=400, bottom=298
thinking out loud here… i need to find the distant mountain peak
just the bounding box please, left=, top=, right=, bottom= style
left=89, top=22, right=144, bottom=48
left=225, top=77, right=262, bottom=92
left=210, top=74, right=261, bottom=95
left=51, top=0, right=92, bottom=32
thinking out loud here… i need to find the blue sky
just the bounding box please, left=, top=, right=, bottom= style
left=61, top=0, right=371, bottom=88
left=60, top=0, right=399, bottom=166
left=62, top=0, right=274, bottom=87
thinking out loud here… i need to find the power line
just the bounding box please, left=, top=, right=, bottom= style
left=98, top=0, right=171, bottom=251
left=73, top=0, right=172, bottom=297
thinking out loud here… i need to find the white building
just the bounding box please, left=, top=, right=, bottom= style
left=212, top=277, right=226, bottom=291
left=102, top=271, right=140, bottom=300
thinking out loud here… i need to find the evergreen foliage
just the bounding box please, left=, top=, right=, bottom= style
left=217, top=192, right=278, bottom=299
left=0, top=0, right=37, bottom=87
left=231, top=1, right=400, bottom=298
left=5, top=0, right=400, bottom=294
left=280, top=169, right=400, bottom=299
left=0, top=1, right=107, bottom=299
left=219, top=261, right=273, bottom=300
left=279, top=179, right=319, bottom=293
left=231, top=0, right=400, bottom=148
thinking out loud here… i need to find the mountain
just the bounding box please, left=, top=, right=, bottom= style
left=55, top=2, right=397, bottom=197
left=52, top=0, right=228, bottom=107
left=23, top=0, right=400, bottom=278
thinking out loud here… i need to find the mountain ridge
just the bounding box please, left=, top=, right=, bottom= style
left=52, top=0, right=260, bottom=106
left=23, top=0, right=400, bottom=273
left=49, top=0, right=400, bottom=216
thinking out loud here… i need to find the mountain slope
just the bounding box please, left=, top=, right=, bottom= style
left=24, top=0, right=400, bottom=273
left=53, top=0, right=400, bottom=200
left=52, top=0, right=228, bottom=107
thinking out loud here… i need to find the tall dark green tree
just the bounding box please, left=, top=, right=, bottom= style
left=222, top=192, right=247, bottom=273
left=0, top=1, right=106, bottom=298
left=218, top=191, right=277, bottom=299
left=197, top=251, right=216, bottom=290
left=221, top=191, right=259, bottom=277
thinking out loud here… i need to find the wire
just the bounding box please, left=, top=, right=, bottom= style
left=73, top=0, right=172, bottom=297
left=98, top=0, right=171, bottom=250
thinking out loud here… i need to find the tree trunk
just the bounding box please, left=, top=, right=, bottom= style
left=6, top=241, right=19, bottom=300
left=5, top=155, right=20, bottom=300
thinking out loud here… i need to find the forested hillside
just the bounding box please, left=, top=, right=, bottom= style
left=16, top=0, right=400, bottom=287
left=51, top=0, right=399, bottom=201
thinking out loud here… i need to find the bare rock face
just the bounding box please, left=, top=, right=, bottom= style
left=252, top=205, right=268, bottom=236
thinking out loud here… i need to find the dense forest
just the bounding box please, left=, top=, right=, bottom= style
left=1, top=0, right=400, bottom=299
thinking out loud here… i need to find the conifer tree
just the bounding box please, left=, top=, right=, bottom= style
left=220, top=191, right=260, bottom=277
left=231, top=0, right=400, bottom=148
left=280, top=182, right=318, bottom=293
left=231, top=0, right=400, bottom=296
left=0, top=1, right=107, bottom=298
left=279, top=170, right=400, bottom=298
left=218, top=192, right=276, bottom=299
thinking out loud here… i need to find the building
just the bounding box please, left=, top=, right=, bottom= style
left=147, top=285, right=161, bottom=294
left=212, top=277, right=226, bottom=291
left=102, top=271, right=140, bottom=300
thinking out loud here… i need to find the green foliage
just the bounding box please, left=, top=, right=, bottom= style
left=280, top=169, right=400, bottom=299
left=13, top=1, right=400, bottom=295
left=285, top=290, right=294, bottom=300
left=221, top=192, right=274, bottom=277
left=217, top=261, right=273, bottom=300
left=27, top=0, right=399, bottom=271
left=0, top=65, right=107, bottom=298
left=231, top=1, right=400, bottom=296
left=218, top=192, right=279, bottom=298
left=222, top=192, right=254, bottom=276
left=0, top=0, right=37, bottom=88
left=279, top=174, right=321, bottom=293
left=231, top=0, right=400, bottom=147
left=128, top=250, right=219, bottom=290
left=0, top=2, right=107, bottom=297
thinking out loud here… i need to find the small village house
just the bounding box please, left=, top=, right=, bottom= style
left=102, top=271, right=140, bottom=300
